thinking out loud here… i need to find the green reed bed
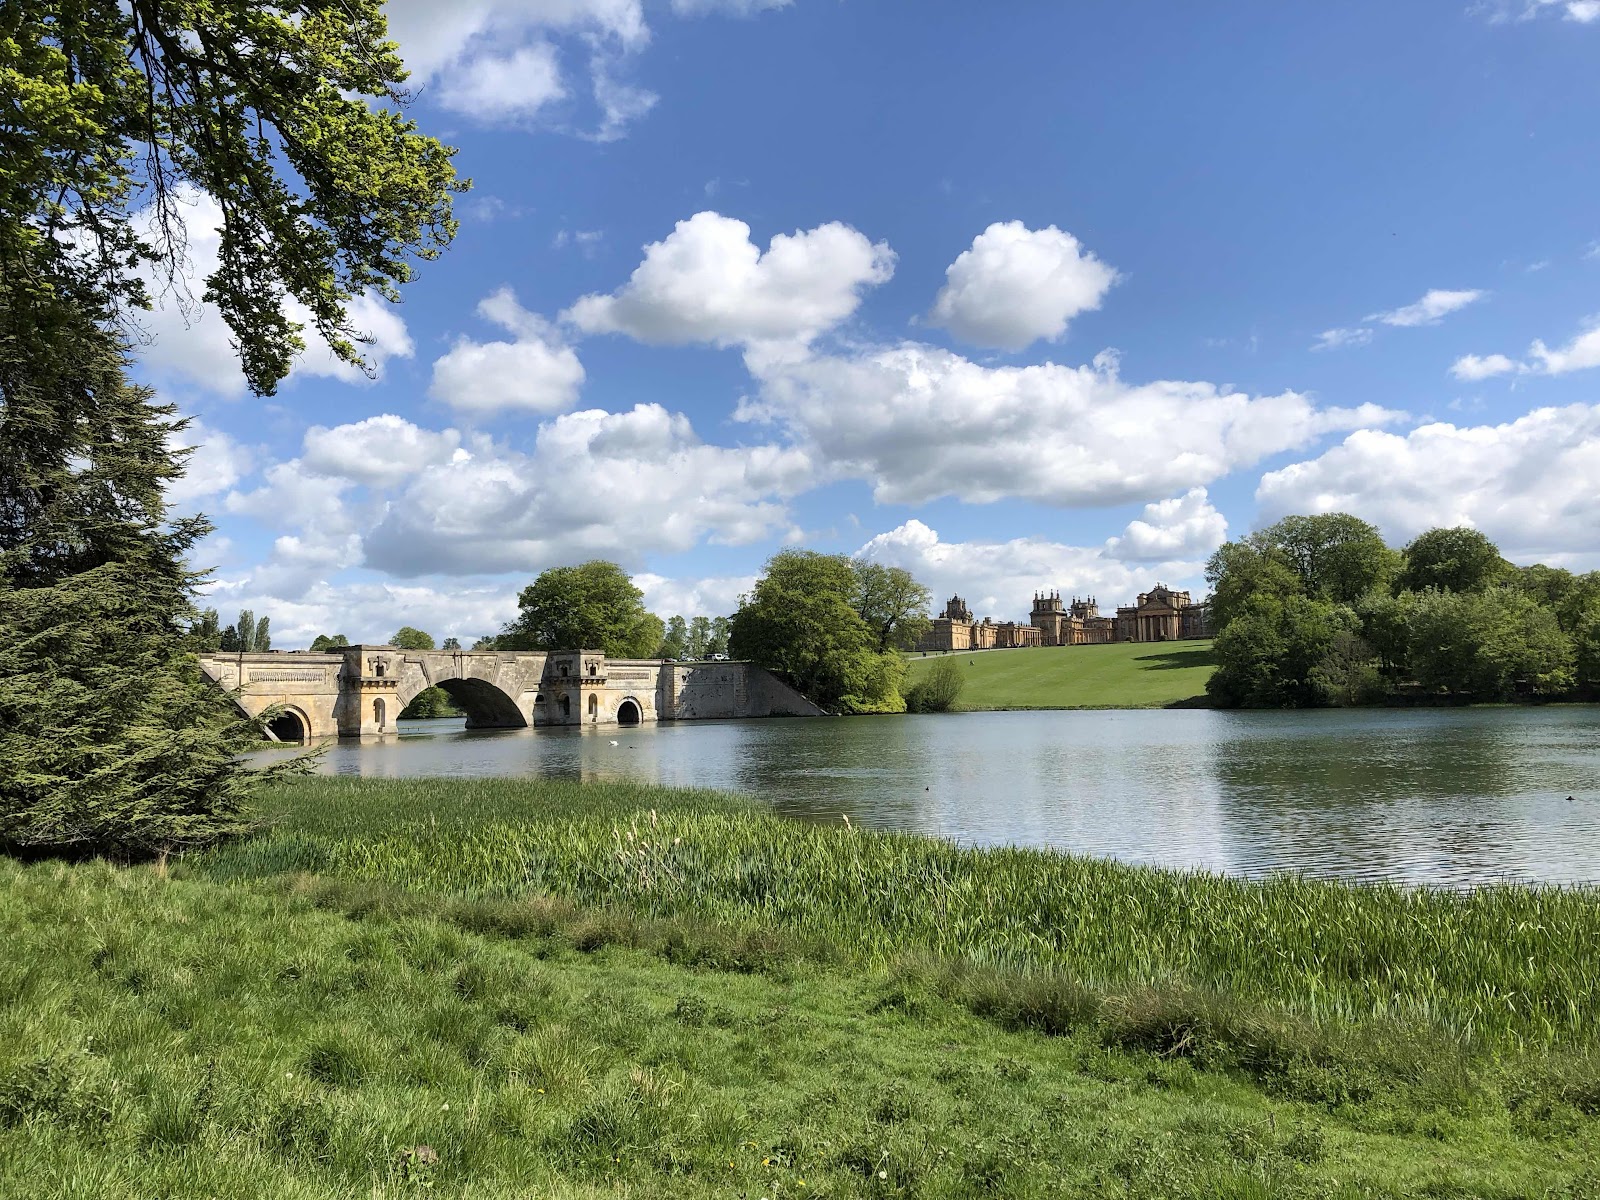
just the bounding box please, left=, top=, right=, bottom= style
left=198, top=776, right=1600, bottom=1051
left=10, top=856, right=1593, bottom=1198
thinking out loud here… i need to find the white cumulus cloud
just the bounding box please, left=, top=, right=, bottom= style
left=301, top=415, right=464, bottom=488
left=855, top=519, right=1206, bottom=622
left=1450, top=353, right=1517, bottom=381
left=1369, top=288, right=1485, bottom=327
left=563, top=211, right=895, bottom=363
left=431, top=288, right=586, bottom=415
left=1104, top=489, right=1228, bottom=562
left=929, top=221, right=1118, bottom=351
left=167, top=420, right=254, bottom=507
left=434, top=41, right=567, bottom=122
left=1529, top=318, right=1600, bottom=375
left=739, top=343, right=1400, bottom=508
left=1256, top=404, right=1600, bottom=563
left=1311, top=327, right=1374, bottom=352
left=362, top=404, right=814, bottom=575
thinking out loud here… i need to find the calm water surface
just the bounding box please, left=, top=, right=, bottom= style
left=297, top=707, right=1600, bottom=887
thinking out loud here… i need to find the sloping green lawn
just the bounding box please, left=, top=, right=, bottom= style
left=906, top=639, right=1216, bottom=709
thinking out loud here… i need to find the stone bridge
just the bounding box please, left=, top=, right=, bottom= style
left=197, top=645, right=824, bottom=741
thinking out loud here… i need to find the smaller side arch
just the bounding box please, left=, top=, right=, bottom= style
left=266, top=706, right=311, bottom=744
left=616, top=698, right=642, bottom=726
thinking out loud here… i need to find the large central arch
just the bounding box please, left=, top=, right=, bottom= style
left=431, top=676, right=528, bottom=729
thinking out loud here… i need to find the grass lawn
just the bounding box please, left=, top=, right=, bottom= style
left=4, top=775, right=1599, bottom=1197
left=906, top=639, right=1217, bottom=709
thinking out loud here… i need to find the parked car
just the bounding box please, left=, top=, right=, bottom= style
left=710, top=652, right=728, bottom=661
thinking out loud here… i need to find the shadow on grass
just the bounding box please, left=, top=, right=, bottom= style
left=1133, top=647, right=1217, bottom=671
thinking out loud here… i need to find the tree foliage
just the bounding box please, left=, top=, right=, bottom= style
left=400, top=686, right=460, bottom=720
left=1, top=1, right=460, bottom=856
left=390, top=626, right=435, bottom=650
left=729, top=551, right=906, bottom=713
left=501, top=561, right=664, bottom=658
left=1207, top=594, right=1354, bottom=709
left=0, top=313, right=273, bottom=857
left=1208, top=514, right=1586, bottom=707
left=1398, top=527, right=1506, bottom=596
left=309, top=633, right=349, bottom=652
left=3, top=0, right=463, bottom=395
left=904, top=658, right=965, bottom=713
left=852, top=561, right=933, bottom=653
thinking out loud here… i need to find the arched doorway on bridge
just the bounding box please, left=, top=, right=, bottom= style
left=266, top=708, right=309, bottom=744
left=616, top=699, right=642, bottom=726
left=373, top=697, right=388, bottom=732
left=587, top=693, right=599, bottom=721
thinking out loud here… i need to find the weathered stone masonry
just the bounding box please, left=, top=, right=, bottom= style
left=198, top=646, right=824, bottom=742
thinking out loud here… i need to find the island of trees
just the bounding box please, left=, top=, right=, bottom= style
left=1206, top=514, right=1600, bottom=707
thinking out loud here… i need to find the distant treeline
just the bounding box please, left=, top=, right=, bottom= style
left=1206, top=516, right=1599, bottom=708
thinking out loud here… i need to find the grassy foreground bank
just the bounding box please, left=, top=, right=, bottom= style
left=906, top=639, right=1217, bottom=710
left=5, top=776, right=1599, bottom=1197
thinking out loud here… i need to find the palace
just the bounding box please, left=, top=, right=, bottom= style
left=916, top=584, right=1210, bottom=652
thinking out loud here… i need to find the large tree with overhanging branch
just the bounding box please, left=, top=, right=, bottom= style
left=0, top=0, right=463, bottom=855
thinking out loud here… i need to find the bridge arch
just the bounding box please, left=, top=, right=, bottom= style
left=616, top=698, right=642, bottom=726
left=394, top=659, right=528, bottom=730
left=266, top=705, right=311, bottom=744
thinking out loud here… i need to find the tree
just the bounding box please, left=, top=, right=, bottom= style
left=1204, top=540, right=1304, bottom=631
left=0, top=318, right=266, bottom=856
left=390, top=626, right=435, bottom=650
left=236, top=610, right=257, bottom=655
left=218, top=625, right=241, bottom=653
left=192, top=608, right=221, bottom=652
left=1252, top=513, right=1399, bottom=606
left=252, top=615, right=271, bottom=652
left=309, top=633, right=349, bottom=652
left=471, top=636, right=499, bottom=651
left=1398, top=527, right=1506, bottom=595
left=851, top=561, right=933, bottom=653
left=904, top=658, right=964, bottom=713
left=2, top=3, right=459, bottom=856
left=659, top=616, right=689, bottom=660
left=686, top=616, right=712, bottom=659
left=1406, top=590, right=1573, bottom=699
left=1574, top=602, right=1600, bottom=695
left=5, top=1, right=462, bottom=397
left=729, top=550, right=904, bottom=713
left=441, top=636, right=461, bottom=651
left=500, top=561, right=664, bottom=658
left=1206, top=594, right=1353, bottom=708
left=400, top=686, right=460, bottom=719
left=707, top=616, right=731, bottom=658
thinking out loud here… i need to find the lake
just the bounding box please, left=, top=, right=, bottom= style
left=285, top=706, right=1600, bottom=888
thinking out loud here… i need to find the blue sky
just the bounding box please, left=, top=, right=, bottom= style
left=143, top=0, right=1600, bottom=646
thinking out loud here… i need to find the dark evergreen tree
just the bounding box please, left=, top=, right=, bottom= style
left=192, top=608, right=221, bottom=652
left=218, top=626, right=242, bottom=653
left=0, top=288, right=268, bottom=857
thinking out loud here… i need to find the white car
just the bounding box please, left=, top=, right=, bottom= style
left=710, top=652, right=728, bottom=661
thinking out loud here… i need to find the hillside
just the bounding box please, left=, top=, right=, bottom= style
left=906, top=639, right=1216, bottom=709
